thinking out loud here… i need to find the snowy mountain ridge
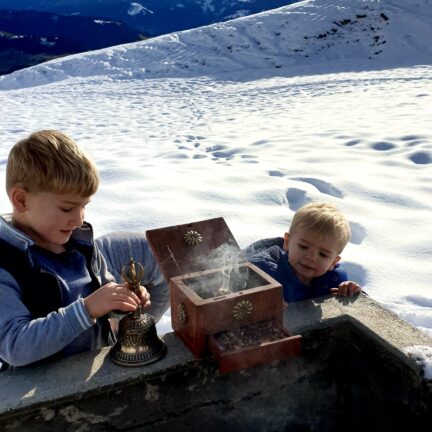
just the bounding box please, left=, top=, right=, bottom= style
left=1, top=0, right=431, bottom=90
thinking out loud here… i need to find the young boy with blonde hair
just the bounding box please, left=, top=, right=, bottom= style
left=246, top=202, right=361, bottom=304
left=0, top=130, right=166, bottom=370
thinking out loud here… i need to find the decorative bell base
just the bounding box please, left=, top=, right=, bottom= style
left=110, top=311, right=167, bottom=367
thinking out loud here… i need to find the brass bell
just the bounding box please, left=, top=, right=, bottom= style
left=109, top=258, right=167, bottom=366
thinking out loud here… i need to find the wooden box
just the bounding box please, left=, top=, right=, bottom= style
left=146, top=217, right=301, bottom=372
left=208, top=320, right=302, bottom=374
left=169, top=262, right=284, bottom=357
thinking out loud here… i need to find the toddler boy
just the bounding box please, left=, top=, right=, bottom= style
left=0, top=130, right=162, bottom=370
left=245, top=202, right=361, bottom=304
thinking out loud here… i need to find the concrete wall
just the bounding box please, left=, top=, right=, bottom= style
left=1, top=294, right=431, bottom=431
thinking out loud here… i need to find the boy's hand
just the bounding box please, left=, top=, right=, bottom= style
left=84, top=282, right=151, bottom=319
left=330, top=281, right=361, bottom=297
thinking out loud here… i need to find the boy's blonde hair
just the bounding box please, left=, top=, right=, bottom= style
left=6, top=130, right=99, bottom=196
left=289, top=202, right=351, bottom=253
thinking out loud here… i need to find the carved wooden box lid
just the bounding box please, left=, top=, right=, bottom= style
left=146, top=217, right=241, bottom=282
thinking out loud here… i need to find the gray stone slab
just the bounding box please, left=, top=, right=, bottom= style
left=0, top=294, right=432, bottom=432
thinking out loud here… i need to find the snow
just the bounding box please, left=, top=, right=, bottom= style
left=224, top=9, right=251, bottom=20
left=404, top=345, right=432, bottom=379
left=40, top=37, right=56, bottom=47
left=0, top=0, right=431, bottom=374
left=128, top=2, right=153, bottom=16
left=199, top=0, right=216, bottom=14
left=93, top=19, right=116, bottom=25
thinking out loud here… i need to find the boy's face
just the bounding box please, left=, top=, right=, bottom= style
left=284, top=227, right=341, bottom=286
left=11, top=189, right=91, bottom=254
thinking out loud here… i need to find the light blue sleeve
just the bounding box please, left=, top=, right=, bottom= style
left=0, top=269, right=94, bottom=367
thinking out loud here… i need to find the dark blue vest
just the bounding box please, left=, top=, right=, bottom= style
left=0, top=238, right=111, bottom=370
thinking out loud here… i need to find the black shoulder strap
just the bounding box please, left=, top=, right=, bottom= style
left=0, top=239, right=28, bottom=371
left=0, top=238, right=37, bottom=288
left=71, top=239, right=101, bottom=291
left=0, top=238, right=30, bottom=283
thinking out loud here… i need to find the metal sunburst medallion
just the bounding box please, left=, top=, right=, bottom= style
left=233, top=300, right=253, bottom=320
left=178, top=302, right=188, bottom=325
left=183, top=230, right=203, bottom=246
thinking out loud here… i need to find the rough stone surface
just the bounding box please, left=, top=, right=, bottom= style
left=1, top=293, right=431, bottom=431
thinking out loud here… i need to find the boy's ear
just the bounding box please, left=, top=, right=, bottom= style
left=9, top=186, right=28, bottom=212
left=283, top=232, right=290, bottom=251
left=329, top=255, right=341, bottom=271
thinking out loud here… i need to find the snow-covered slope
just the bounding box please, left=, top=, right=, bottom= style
left=1, top=0, right=432, bottom=90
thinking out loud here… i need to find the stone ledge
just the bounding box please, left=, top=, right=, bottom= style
left=284, top=293, right=432, bottom=376
left=1, top=293, right=431, bottom=430
left=0, top=331, right=195, bottom=417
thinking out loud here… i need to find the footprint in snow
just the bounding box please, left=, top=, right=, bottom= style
left=349, top=221, right=367, bottom=245
left=268, top=170, right=285, bottom=177
left=341, top=262, right=368, bottom=287
left=371, top=141, right=396, bottom=151
left=404, top=295, right=432, bottom=308
left=286, top=188, right=310, bottom=211
left=408, top=151, right=431, bottom=165
left=290, top=177, right=344, bottom=199
left=344, top=139, right=362, bottom=147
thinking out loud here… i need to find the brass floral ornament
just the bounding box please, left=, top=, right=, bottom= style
left=183, top=230, right=203, bottom=246
left=178, top=302, right=188, bottom=325
left=233, top=300, right=253, bottom=320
